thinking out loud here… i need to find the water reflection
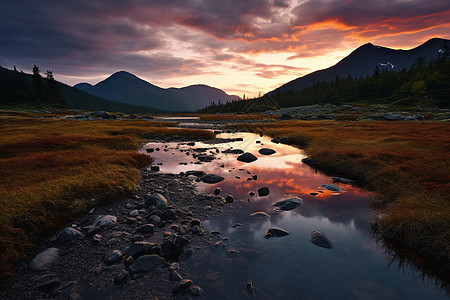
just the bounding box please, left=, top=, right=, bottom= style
left=140, top=132, right=448, bottom=299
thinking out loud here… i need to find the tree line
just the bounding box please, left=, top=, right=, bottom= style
left=199, top=49, right=450, bottom=113
left=0, top=65, right=67, bottom=108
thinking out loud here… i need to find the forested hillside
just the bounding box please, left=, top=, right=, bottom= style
left=200, top=54, right=450, bottom=113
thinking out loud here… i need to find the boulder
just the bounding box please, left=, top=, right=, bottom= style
left=185, top=170, right=206, bottom=177
left=311, top=231, right=333, bottom=249
left=173, top=279, right=193, bottom=295
left=29, top=248, right=60, bottom=271
left=93, top=215, right=117, bottom=227
left=279, top=136, right=292, bottom=145
left=145, top=193, right=168, bottom=208
left=257, top=187, right=270, bottom=197
left=258, top=148, right=276, bottom=155
left=214, top=188, right=221, bottom=195
left=222, top=148, right=245, bottom=154
left=331, top=177, right=355, bottom=183
left=137, top=224, right=155, bottom=234
left=129, top=255, right=165, bottom=275
left=201, top=174, right=225, bottom=184
left=321, top=184, right=341, bottom=192
left=265, top=228, right=289, bottom=239
left=160, top=235, right=190, bottom=258
left=272, top=197, right=303, bottom=210
left=104, top=250, right=123, bottom=265
left=237, top=152, right=258, bottom=163
left=57, top=227, right=84, bottom=242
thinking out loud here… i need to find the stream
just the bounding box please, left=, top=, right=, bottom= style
left=139, top=130, right=448, bottom=299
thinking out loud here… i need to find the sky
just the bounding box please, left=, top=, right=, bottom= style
left=0, top=1, right=449, bottom=97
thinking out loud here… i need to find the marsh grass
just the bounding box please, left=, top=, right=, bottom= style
left=232, top=120, right=450, bottom=267
left=0, top=115, right=214, bottom=279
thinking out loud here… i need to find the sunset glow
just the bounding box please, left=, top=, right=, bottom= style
left=0, top=0, right=449, bottom=97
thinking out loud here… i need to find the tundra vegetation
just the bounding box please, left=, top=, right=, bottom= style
left=230, top=120, right=450, bottom=268
left=0, top=112, right=214, bottom=279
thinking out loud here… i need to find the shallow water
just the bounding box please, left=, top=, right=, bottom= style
left=140, top=132, right=447, bottom=299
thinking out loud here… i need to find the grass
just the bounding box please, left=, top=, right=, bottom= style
left=0, top=114, right=215, bottom=280
left=196, top=113, right=277, bottom=121
left=231, top=120, right=450, bottom=268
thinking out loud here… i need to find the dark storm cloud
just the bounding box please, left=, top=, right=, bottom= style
left=0, top=0, right=449, bottom=89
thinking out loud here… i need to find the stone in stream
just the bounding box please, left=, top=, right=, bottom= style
left=222, top=148, right=245, bottom=154
left=201, top=174, right=225, bottom=184
left=173, top=279, right=193, bottom=295
left=250, top=212, right=270, bottom=217
left=272, top=197, right=303, bottom=210
left=185, top=170, right=206, bottom=177
left=150, top=166, right=160, bottom=172
left=265, top=228, right=289, bottom=239
left=321, top=184, right=342, bottom=192
left=279, top=136, right=292, bottom=145
left=257, top=187, right=270, bottom=197
left=214, top=187, right=221, bottom=195
left=145, top=193, right=168, bottom=208
left=29, top=248, right=60, bottom=271
left=170, top=270, right=183, bottom=281
left=311, top=230, right=333, bottom=249
left=129, top=255, right=165, bottom=275
left=189, top=285, right=203, bottom=296
left=246, top=280, right=255, bottom=295
left=271, top=138, right=280, bottom=144
left=56, top=227, right=84, bottom=242
left=148, top=215, right=161, bottom=225
left=93, top=215, right=117, bottom=227
left=331, top=176, right=355, bottom=183
left=225, top=195, right=234, bottom=203
left=302, top=158, right=318, bottom=167
left=237, top=152, right=258, bottom=163
left=258, top=148, right=276, bottom=155
left=160, top=235, right=190, bottom=258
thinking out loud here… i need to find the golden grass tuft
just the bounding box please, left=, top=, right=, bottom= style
left=232, top=120, right=450, bottom=266
left=0, top=115, right=214, bottom=280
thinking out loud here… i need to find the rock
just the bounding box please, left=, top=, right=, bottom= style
left=114, top=269, right=129, bottom=285
left=257, top=187, right=270, bottom=197
left=279, top=136, right=292, bottom=144
left=201, top=174, right=225, bottom=184
left=272, top=197, right=303, bottom=210
left=279, top=113, right=294, bottom=120
left=191, top=225, right=201, bottom=234
left=137, top=223, right=155, bottom=234
left=265, top=228, right=289, bottom=238
left=382, top=229, right=394, bottom=240
left=321, top=184, right=342, bottom=192
left=131, top=234, right=144, bottom=242
left=331, top=176, right=355, bottom=183
left=232, top=223, right=242, bottom=228
left=214, top=188, right=221, bottom=195
left=148, top=215, right=161, bottom=225
left=311, top=230, right=333, bottom=249
left=150, top=166, right=160, bottom=172
left=146, top=148, right=154, bottom=153
left=250, top=212, right=270, bottom=217
left=129, top=255, right=165, bottom=275
left=187, top=142, right=195, bottom=146
left=104, top=250, right=123, bottom=265
left=160, top=235, right=190, bottom=258
left=225, top=195, right=234, bottom=203
left=145, top=193, right=168, bottom=208
left=92, top=234, right=102, bottom=243
left=302, top=158, right=318, bottom=167
left=57, top=227, right=84, bottom=242
left=197, top=154, right=216, bottom=162
left=222, top=148, right=245, bottom=154
left=162, top=209, right=176, bottom=220
left=185, top=170, right=206, bottom=177
left=127, top=242, right=160, bottom=259
left=129, top=210, right=139, bottom=217
left=173, top=279, right=193, bottom=295
left=29, top=248, right=60, bottom=271
left=189, top=285, right=202, bottom=296
left=271, top=138, right=279, bottom=143
left=237, top=152, right=258, bottom=163
left=310, top=193, right=318, bottom=196
left=190, top=219, right=201, bottom=226
left=258, top=148, right=276, bottom=155
left=170, top=270, right=183, bottom=281
left=249, top=191, right=255, bottom=196
left=93, top=215, right=117, bottom=227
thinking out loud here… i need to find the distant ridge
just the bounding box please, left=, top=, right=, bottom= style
left=74, top=71, right=240, bottom=112
left=269, top=37, right=450, bottom=96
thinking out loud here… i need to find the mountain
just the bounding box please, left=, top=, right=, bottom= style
left=0, top=66, right=162, bottom=113
left=269, top=37, right=450, bottom=96
left=74, top=71, right=240, bottom=112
